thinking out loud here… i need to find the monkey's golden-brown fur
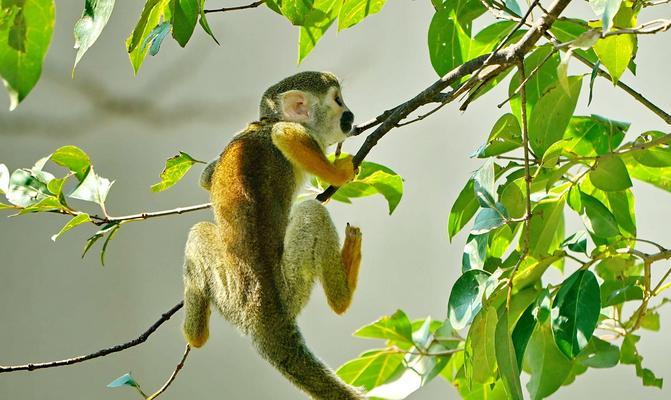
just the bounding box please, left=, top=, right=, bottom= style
left=182, top=71, right=364, bottom=399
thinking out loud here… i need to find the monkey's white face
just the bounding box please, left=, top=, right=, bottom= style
left=279, top=86, right=354, bottom=149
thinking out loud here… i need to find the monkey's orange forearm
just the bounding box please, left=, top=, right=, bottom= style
left=272, top=125, right=351, bottom=186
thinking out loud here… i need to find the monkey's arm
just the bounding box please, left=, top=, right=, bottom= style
left=272, top=123, right=355, bottom=187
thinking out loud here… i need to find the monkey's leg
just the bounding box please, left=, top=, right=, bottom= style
left=281, top=199, right=362, bottom=316
left=182, top=222, right=216, bottom=348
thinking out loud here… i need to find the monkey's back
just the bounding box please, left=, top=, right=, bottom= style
left=209, top=122, right=297, bottom=331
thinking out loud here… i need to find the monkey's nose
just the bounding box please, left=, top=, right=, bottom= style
left=341, top=111, right=354, bottom=135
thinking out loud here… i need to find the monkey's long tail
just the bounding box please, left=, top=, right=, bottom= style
left=253, top=318, right=364, bottom=400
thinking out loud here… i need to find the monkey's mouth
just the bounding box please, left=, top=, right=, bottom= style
left=340, top=111, right=354, bottom=135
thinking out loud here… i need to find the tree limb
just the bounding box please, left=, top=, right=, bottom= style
left=0, top=301, right=184, bottom=373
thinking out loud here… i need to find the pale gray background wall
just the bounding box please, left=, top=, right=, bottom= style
left=1, top=1, right=669, bottom=399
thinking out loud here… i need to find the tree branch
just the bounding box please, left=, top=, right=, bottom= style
left=146, top=344, right=191, bottom=400
left=0, top=301, right=184, bottom=373
left=317, top=0, right=573, bottom=201
left=204, top=1, right=264, bottom=14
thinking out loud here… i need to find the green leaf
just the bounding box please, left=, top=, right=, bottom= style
left=51, top=213, right=91, bottom=241
left=600, top=276, right=644, bottom=306
left=527, top=197, right=565, bottom=258
left=427, top=8, right=470, bottom=77
left=511, top=301, right=536, bottom=367
left=197, top=0, right=218, bottom=44
left=126, top=0, right=171, bottom=74
left=171, top=0, right=198, bottom=47
left=141, top=21, right=171, bottom=56
left=561, top=231, right=588, bottom=254
left=468, top=21, right=516, bottom=59
left=336, top=349, right=403, bottom=390
left=577, top=336, right=619, bottom=368
left=588, top=0, right=622, bottom=32
left=640, top=311, right=660, bottom=332
left=509, top=45, right=560, bottom=121
left=563, top=114, right=630, bottom=157
left=632, top=131, right=671, bottom=167
left=107, top=372, right=139, bottom=388
left=590, top=157, right=632, bottom=192
left=475, top=113, right=522, bottom=158
left=462, top=233, right=488, bottom=272
left=354, top=310, right=414, bottom=346
left=6, top=168, right=52, bottom=207
left=580, top=191, right=621, bottom=238
left=550, top=19, right=599, bottom=65
left=500, top=178, right=525, bottom=219
left=448, top=178, right=479, bottom=240
left=471, top=203, right=507, bottom=234
left=338, top=0, right=387, bottom=30
left=528, top=76, right=583, bottom=157
left=623, top=153, right=671, bottom=192
left=73, top=0, right=115, bottom=71
left=0, top=0, right=55, bottom=110
left=620, top=334, right=663, bottom=388
left=592, top=3, right=636, bottom=84
left=448, top=269, right=492, bottom=330
left=69, top=167, right=114, bottom=207
left=151, top=151, right=204, bottom=192
left=100, top=222, right=120, bottom=266
left=366, top=347, right=448, bottom=398
left=465, top=306, right=498, bottom=384
left=50, top=145, right=91, bottom=181
left=0, top=163, right=10, bottom=194
left=298, top=0, right=341, bottom=62
left=495, top=310, right=523, bottom=399
left=19, top=195, right=65, bottom=214
left=525, top=322, right=573, bottom=400
left=552, top=270, right=601, bottom=358
left=473, top=159, right=496, bottom=208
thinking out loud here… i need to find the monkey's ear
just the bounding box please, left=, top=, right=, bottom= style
left=280, top=90, right=312, bottom=123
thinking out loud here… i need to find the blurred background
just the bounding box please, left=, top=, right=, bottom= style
left=1, top=1, right=670, bottom=399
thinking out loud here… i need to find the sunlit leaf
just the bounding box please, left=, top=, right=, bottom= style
left=0, top=0, right=55, bottom=110
left=354, top=310, right=414, bottom=346
left=528, top=76, right=583, bottom=157
left=126, top=0, right=171, bottom=74
left=69, top=167, right=113, bottom=207
left=151, top=151, right=204, bottom=192
left=495, top=310, right=523, bottom=399
left=50, top=145, right=91, bottom=181
left=527, top=197, right=565, bottom=257
left=51, top=213, right=91, bottom=241
left=465, top=306, right=498, bottom=384
left=338, top=0, right=387, bottom=30
left=336, top=349, right=403, bottom=390
left=448, top=269, right=493, bottom=330
left=525, top=322, right=573, bottom=400
left=73, top=0, right=116, bottom=71
left=448, top=178, right=479, bottom=240
left=171, top=0, right=198, bottom=46
left=590, top=157, right=632, bottom=192
left=475, top=113, right=522, bottom=158
left=298, top=0, right=341, bottom=62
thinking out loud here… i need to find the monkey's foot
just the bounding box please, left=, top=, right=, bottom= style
left=342, top=224, right=362, bottom=289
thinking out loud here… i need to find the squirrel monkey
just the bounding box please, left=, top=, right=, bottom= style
left=182, top=71, right=364, bottom=399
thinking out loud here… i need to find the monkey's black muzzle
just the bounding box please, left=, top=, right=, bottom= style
left=341, top=111, right=354, bottom=135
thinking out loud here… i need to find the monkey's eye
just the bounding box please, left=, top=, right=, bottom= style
left=334, top=95, right=343, bottom=107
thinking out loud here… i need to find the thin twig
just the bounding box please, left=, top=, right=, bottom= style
left=0, top=301, right=184, bottom=373
left=506, top=60, right=533, bottom=308
left=204, top=1, right=264, bottom=14
left=146, top=344, right=191, bottom=400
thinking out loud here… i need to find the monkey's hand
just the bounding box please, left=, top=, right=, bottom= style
left=333, top=155, right=357, bottom=186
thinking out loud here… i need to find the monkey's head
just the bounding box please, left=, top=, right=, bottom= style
left=260, top=71, right=355, bottom=147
